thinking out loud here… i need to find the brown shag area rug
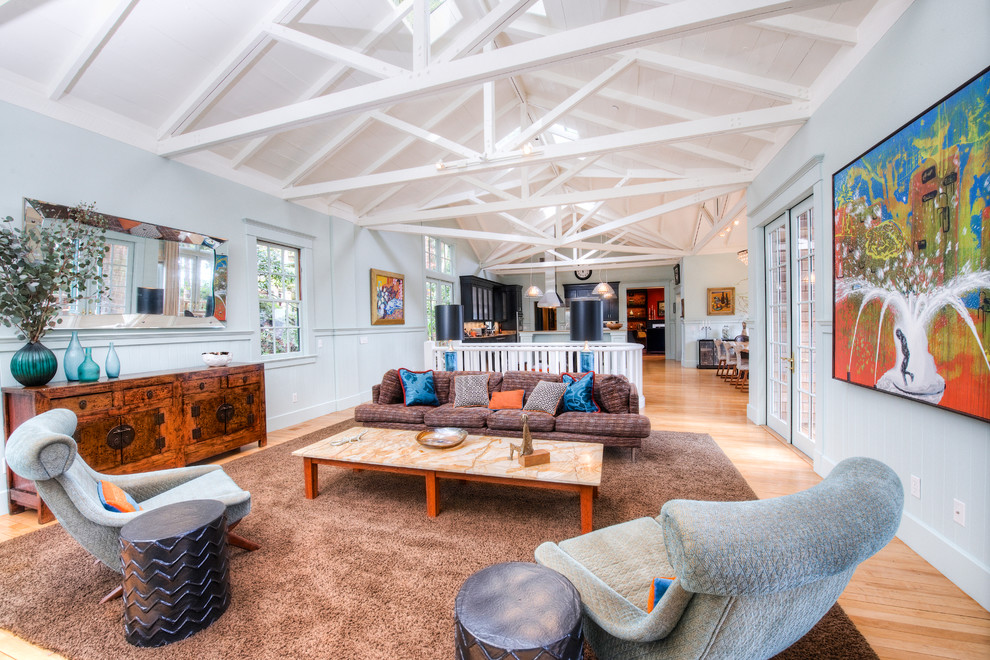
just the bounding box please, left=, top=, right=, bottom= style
left=0, top=420, right=877, bottom=659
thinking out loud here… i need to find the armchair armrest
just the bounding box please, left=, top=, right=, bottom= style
left=372, top=384, right=381, bottom=404
left=103, top=464, right=222, bottom=502
left=535, top=542, right=693, bottom=643
left=628, top=382, right=641, bottom=415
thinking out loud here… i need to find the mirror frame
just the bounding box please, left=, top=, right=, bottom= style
left=24, top=198, right=228, bottom=330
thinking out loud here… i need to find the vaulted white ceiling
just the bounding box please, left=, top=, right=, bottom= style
left=0, top=0, right=913, bottom=272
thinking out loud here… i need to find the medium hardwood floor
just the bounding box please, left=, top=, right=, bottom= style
left=0, top=357, right=987, bottom=659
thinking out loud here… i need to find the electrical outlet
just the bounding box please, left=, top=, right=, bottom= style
left=317, top=338, right=323, bottom=349
left=292, top=393, right=298, bottom=403
left=910, top=475, right=921, bottom=499
left=953, top=499, right=966, bottom=527
left=359, top=336, right=368, bottom=344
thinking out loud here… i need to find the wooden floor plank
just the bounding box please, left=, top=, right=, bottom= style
left=0, top=357, right=986, bottom=659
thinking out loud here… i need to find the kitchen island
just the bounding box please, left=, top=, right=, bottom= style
left=517, top=330, right=627, bottom=343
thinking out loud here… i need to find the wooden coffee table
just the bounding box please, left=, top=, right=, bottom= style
left=292, top=427, right=603, bottom=533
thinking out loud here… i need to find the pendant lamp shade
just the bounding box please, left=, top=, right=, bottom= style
left=569, top=298, right=604, bottom=343
left=435, top=304, right=463, bottom=342
left=592, top=281, right=615, bottom=297
left=537, top=290, right=564, bottom=308
left=525, top=284, right=544, bottom=298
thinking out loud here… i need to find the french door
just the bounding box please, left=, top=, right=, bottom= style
left=765, top=197, right=816, bottom=456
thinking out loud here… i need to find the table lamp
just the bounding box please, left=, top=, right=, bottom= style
left=569, top=298, right=603, bottom=372
left=435, top=304, right=463, bottom=371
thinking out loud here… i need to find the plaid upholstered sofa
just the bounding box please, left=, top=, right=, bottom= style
left=355, top=370, right=650, bottom=455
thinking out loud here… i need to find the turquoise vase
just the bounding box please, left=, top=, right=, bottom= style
left=77, top=347, right=100, bottom=382
left=10, top=342, right=58, bottom=387
left=63, top=331, right=84, bottom=381
left=105, top=342, right=120, bottom=378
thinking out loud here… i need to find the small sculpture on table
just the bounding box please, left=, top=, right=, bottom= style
left=508, top=414, right=550, bottom=467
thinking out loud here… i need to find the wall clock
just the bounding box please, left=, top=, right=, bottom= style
left=574, top=269, right=592, bottom=280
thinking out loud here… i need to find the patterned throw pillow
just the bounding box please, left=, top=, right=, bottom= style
left=523, top=380, right=568, bottom=415
left=454, top=374, right=490, bottom=408
left=562, top=372, right=600, bottom=413
left=97, top=481, right=141, bottom=513
left=398, top=368, right=440, bottom=406
left=489, top=389, right=524, bottom=410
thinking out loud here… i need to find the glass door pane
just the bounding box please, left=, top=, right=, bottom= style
left=791, top=197, right=816, bottom=455
left=765, top=214, right=790, bottom=440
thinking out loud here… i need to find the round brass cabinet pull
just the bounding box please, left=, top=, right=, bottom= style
left=199, top=382, right=206, bottom=390
left=106, top=424, right=135, bottom=450
left=146, top=390, right=154, bottom=399
left=78, top=400, right=87, bottom=410
left=216, top=403, right=235, bottom=423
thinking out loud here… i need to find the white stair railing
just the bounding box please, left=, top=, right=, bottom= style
left=424, top=341, right=645, bottom=408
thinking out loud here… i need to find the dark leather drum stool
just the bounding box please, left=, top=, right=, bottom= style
left=455, top=562, right=583, bottom=660
left=119, top=499, right=231, bottom=647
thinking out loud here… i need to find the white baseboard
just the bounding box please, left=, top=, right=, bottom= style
left=682, top=358, right=698, bottom=368
left=333, top=391, right=369, bottom=411
left=266, top=401, right=339, bottom=431
left=897, top=511, right=990, bottom=611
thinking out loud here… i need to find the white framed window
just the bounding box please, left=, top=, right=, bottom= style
left=425, top=236, right=454, bottom=276
left=257, top=240, right=302, bottom=357
left=426, top=277, right=454, bottom=339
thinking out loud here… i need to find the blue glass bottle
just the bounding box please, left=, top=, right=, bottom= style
left=77, top=347, right=101, bottom=382
left=63, top=331, right=84, bottom=381
left=105, top=342, right=120, bottom=378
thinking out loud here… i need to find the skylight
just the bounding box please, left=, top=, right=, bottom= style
left=392, top=0, right=461, bottom=43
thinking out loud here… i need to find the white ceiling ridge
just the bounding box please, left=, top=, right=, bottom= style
left=629, top=48, right=810, bottom=102
left=230, top=0, right=417, bottom=168
left=156, top=0, right=838, bottom=156
left=48, top=0, right=140, bottom=100
left=156, top=0, right=314, bottom=139
left=359, top=171, right=753, bottom=226
left=288, top=102, right=807, bottom=199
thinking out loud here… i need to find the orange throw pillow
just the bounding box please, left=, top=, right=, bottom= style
left=489, top=389, right=524, bottom=410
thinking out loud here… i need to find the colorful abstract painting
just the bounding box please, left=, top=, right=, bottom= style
left=707, top=287, right=735, bottom=316
left=833, top=67, right=990, bottom=421
left=371, top=268, right=404, bottom=325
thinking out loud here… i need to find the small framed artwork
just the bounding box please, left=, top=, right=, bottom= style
left=707, top=287, right=735, bottom=316
left=371, top=268, right=405, bottom=325
left=673, top=264, right=680, bottom=285
left=680, top=298, right=684, bottom=318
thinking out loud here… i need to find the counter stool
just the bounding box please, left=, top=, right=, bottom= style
left=455, top=561, right=583, bottom=660
left=119, top=500, right=231, bottom=647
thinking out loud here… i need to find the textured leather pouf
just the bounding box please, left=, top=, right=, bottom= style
left=119, top=499, right=231, bottom=647
left=455, top=561, right=583, bottom=660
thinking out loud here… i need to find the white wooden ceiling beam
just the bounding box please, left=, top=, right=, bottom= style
left=49, top=0, right=140, bottom=100
left=753, top=14, right=858, bottom=46
left=413, top=165, right=553, bottom=211
left=158, top=0, right=836, bottom=156
left=282, top=114, right=375, bottom=186
left=157, top=0, right=310, bottom=139
left=373, top=223, right=560, bottom=245
left=291, top=102, right=806, bottom=199
left=437, top=0, right=538, bottom=62
left=692, top=195, right=747, bottom=253
left=360, top=171, right=753, bottom=225
left=506, top=56, right=636, bottom=151
left=533, top=156, right=601, bottom=198
left=370, top=110, right=480, bottom=159
left=486, top=254, right=678, bottom=271
left=264, top=24, right=408, bottom=78
left=475, top=202, right=556, bottom=238
left=413, top=0, right=430, bottom=70
left=632, top=49, right=809, bottom=101
left=564, top=242, right=683, bottom=257
left=564, top=175, right=631, bottom=238
left=463, top=177, right=518, bottom=201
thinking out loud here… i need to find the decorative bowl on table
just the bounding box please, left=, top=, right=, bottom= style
left=201, top=351, right=232, bottom=367
left=416, top=427, right=468, bottom=449
left=604, top=321, right=623, bottom=330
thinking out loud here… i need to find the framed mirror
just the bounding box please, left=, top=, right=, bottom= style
left=24, top=199, right=228, bottom=329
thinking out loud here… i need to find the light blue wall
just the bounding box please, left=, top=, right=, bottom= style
left=0, top=99, right=479, bottom=513
left=746, top=0, right=990, bottom=608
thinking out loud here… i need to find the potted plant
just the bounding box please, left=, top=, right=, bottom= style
left=0, top=202, right=109, bottom=386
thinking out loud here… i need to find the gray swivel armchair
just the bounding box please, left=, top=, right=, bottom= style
left=5, top=409, right=259, bottom=600
left=535, top=457, right=903, bottom=660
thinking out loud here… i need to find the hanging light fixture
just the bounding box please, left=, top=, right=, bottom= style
left=737, top=249, right=749, bottom=265
left=537, top=288, right=564, bottom=308
left=593, top=233, right=615, bottom=298
left=525, top=255, right=543, bottom=298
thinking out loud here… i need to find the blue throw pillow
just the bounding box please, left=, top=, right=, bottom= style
left=398, top=368, right=440, bottom=406
left=562, top=372, right=599, bottom=413
left=647, top=577, right=675, bottom=612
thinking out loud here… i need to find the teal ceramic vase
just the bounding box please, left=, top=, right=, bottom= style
left=105, top=342, right=120, bottom=378
left=78, top=347, right=100, bottom=382
left=10, top=342, right=58, bottom=387
left=63, top=331, right=84, bottom=381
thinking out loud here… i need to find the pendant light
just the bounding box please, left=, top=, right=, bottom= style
left=592, top=234, right=615, bottom=298
left=525, top=255, right=543, bottom=298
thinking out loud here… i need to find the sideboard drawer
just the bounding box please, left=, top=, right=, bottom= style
left=54, top=392, right=114, bottom=415
left=122, top=384, right=173, bottom=406
left=227, top=371, right=263, bottom=389
left=182, top=378, right=222, bottom=395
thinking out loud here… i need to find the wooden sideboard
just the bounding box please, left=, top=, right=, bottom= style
left=3, top=363, right=267, bottom=523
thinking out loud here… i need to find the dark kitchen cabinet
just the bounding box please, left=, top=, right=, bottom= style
left=460, top=276, right=496, bottom=321
left=563, top=282, right=620, bottom=321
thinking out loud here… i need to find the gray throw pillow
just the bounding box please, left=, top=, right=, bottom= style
left=453, top=374, right=490, bottom=408
left=523, top=380, right=568, bottom=415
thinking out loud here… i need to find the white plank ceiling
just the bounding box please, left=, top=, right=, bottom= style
left=0, top=0, right=914, bottom=271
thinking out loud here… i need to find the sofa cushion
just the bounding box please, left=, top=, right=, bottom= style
left=595, top=374, right=631, bottom=413
left=453, top=374, right=490, bottom=408
left=450, top=371, right=503, bottom=397
left=502, top=371, right=561, bottom=399
left=398, top=368, right=440, bottom=406
left=379, top=369, right=404, bottom=404
left=433, top=371, right=453, bottom=404
left=487, top=410, right=556, bottom=433
left=355, top=403, right=433, bottom=425
left=423, top=403, right=493, bottom=428
left=562, top=372, right=600, bottom=413
left=523, top=380, right=568, bottom=415
left=489, top=390, right=524, bottom=410
left=554, top=412, right=650, bottom=438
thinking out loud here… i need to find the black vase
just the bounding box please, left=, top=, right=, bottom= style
left=10, top=341, right=58, bottom=387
